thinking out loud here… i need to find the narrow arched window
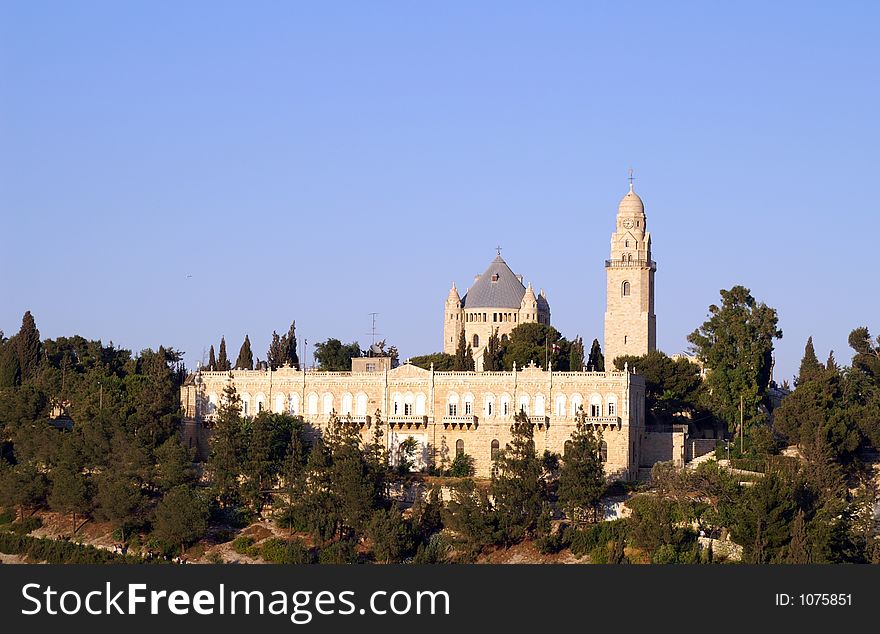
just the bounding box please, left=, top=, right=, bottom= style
left=456, top=439, right=465, bottom=457
left=599, top=440, right=608, bottom=463
left=564, top=440, right=573, bottom=458
left=622, top=281, right=631, bottom=297
left=491, top=439, right=500, bottom=460
left=473, top=334, right=480, bottom=348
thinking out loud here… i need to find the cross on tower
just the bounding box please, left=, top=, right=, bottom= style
left=496, top=245, right=502, bottom=256
left=628, top=167, right=635, bottom=190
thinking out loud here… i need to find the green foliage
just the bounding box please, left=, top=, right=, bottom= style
left=235, top=335, right=254, bottom=370
left=0, top=532, right=143, bottom=564
left=613, top=350, right=706, bottom=427
left=441, top=479, right=498, bottom=558
left=625, top=495, right=696, bottom=556
left=453, top=329, right=474, bottom=371
left=568, top=519, right=628, bottom=558
left=408, top=352, right=455, bottom=371
left=319, top=538, right=358, bottom=564
left=367, top=507, right=414, bottom=563
left=0, top=342, right=21, bottom=388
left=231, top=535, right=258, bottom=556
left=482, top=329, right=503, bottom=371
left=313, top=338, right=361, bottom=371
left=153, top=485, right=209, bottom=555
left=207, top=384, right=244, bottom=506
left=687, top=285, right=781, bottom=431
left=153, top=435, right=196, bottom=492
left=260, top=537, right=315, bottom=564
left=568, top=336, right=584, bottom=372
left=267, top=322, right=300, bottom=370
left=0, top=460, right=48, bottom=522
left=448, top=452, right=475, bottom=477
left=217, top=336, right=231, bottom=371
left=797, top=336, right=824, bottom=386
left=14, top=311, right=42, bottom=382
left=848, top=327, right=880, bottom=377
left=501, top=323, right=567, bottom=371
left=587, top=338, right=604, bottom=372
left=208, top=345, right=216, bottom=370
left=491, top=410, right=546, bottom=544
left=395, top=436, right=420, bottom=474
left=728, top=472, right=797, bottom=564
left=10, top=516, right=43, bottom=534
left=557, top=410, right=606, bottom=524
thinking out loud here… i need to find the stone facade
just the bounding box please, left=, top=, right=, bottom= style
left=604, top=183, right=657, bottom=367
left=180, top=361, right=646, bottom=480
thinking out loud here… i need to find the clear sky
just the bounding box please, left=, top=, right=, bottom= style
left=2, top=1, right=878, bottom=383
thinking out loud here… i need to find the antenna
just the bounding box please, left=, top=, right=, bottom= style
left=366, top=313, right=383, bottom=347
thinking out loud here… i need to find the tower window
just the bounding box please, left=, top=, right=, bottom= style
left=622, top=281, right=631, bottom=297
left=473, top=334, right=480, bottom=348
left=491, top=273, right=499, bottom=282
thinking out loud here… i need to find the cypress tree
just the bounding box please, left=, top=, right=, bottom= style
left=208, top=345, right=216, bottom=370
left=797, top=336, right=823, bottom=386
left=786, top=509, right=810, bottom=564
left=557, top=409, right=606, bottom=524
left=587, top=338, right=605, bottom=372
left=283, top=321, right=300, bottom=367
left=15, top=311, right=41, bottom=380
left=569, top=336, right=585, bottom=372
left=482, top=329, right=502, bottom=371
left=236, top=335, right=254, bottom=370
left=267, top=331, right=284, bottom=370
left=453, top=329, right=470, bottom=371
left=825, top=350, right=838, bottom=373
left=217, top=337, right=230, bottom=371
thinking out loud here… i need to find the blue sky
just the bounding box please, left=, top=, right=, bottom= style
left=1, top=1, right=878, bottom=383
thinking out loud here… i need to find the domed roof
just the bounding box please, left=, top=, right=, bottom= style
left=618, top=183, right=645, bottom=215
left=461, top=255, right=527, bottom=309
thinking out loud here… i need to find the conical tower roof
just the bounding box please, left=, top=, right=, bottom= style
left=461, top=255, right=527, bottom=309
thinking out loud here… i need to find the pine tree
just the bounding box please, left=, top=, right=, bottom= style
left=482, top=329, right=502, bottom=371
left=786, top=509, right=810, bottom=563
left=569, top=336, right=585, bottom=372
left=491, top=410, right=546, bottom=544
left=14, top=311, right=41, bottom=380
left=236, top=335, right=254, bottom=370
left=217, top=336, right=230, bottom=371
left=557, top=409, right=606, bottom=524
left=587, top=338, right=605, bottom=372
left=208, top=384, right=244, bottom=506
left=797, top=336, right=823, bottom=386
left=153, top=485, right=209, bottom=556
left=208, top=345, right=216, bottom=370
left=826, top=350, right=838, bottom=373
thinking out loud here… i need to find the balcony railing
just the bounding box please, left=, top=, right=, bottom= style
left=605, top=258, right=656, bottom=271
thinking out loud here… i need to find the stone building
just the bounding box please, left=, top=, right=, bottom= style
left=181, top=361, right=646, bottom=479
left=443, top=253, right=550, bottom=371
left=179, top=182, right=686, bottom=479
left=604, top=181, right=657, bottom=366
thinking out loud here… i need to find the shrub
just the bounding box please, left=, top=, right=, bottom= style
left=568, top=519, right=628, bottom=558
left=448, top=453, right=475, bottom=477
left=231, top=535, right=257, bottom=556
left=0, top=532, right=146, bottom=564
left=0, top=509, right=15, bottom=526
left=11, top=516, right=42, bottom=535
left=260, top=537, right=315, bottom=564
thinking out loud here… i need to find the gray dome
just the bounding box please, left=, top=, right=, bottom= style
left=461, top=255, right=527, bottom=309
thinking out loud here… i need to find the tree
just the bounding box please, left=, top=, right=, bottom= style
left=502, top=323, right=567, bottom=371
left=557, top=410, right=606, bottom=524
left=0, top=343, right=21, bottom=388
left=491, top=410, right=546, bottom=544
left=848, top=327, right=880, bottom=378
left=587, top=338, right=605, bottom=372
left=0, top=460, right=48, bottom=522
left=153, top=435, right=196, bottom=492
left=207, top=384, right=244, bottom=506
left=786, top=509, right=810, bottom=563
left=687, top=286, right=782, bottom=434
left=367, top=507, right=414, bottom=563
left=14, top=311, right=42, bottom=381
left=569, top=336, right=585, bottom=372
left=282, top=321, right=300, bottom=368
left=207, top=345, right=216, bottom=370
left=235, top=335, right=254, bottom=370
left=409, top=353, right=455, bottom=371
left=153, top=485, right=209, bottom=556
left=613, top=351, right=706, bottom=427
left=442, top=479, right=498, bottom=557
left=453, top=330, right=474, bottom=371
left=49, top=465, right=90, bottom=535
left=482, top=329, right=503, bottom=371
left=94, top=466, right=145, bottom=541
left=729, top=472, right=797, bottom=564
left=313, top=338, right=361, bottom=371
left=797, top=336, right=824, bottom=386
left=267, top=331, right=284, bottom=370
left=217, top=336, right=231, bottom=371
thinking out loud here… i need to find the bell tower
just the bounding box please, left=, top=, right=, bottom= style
left=603, top=175, right=656, bottom=367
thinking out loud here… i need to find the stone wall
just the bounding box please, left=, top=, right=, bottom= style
left=640, top=427, right=687, bottom=468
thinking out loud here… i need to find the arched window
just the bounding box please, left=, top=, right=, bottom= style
left=501, top=334, right=508, bottom=343
left=289, top=393, right=300, bottom=415
left=473, top=334, right=480, bottom=348
left=534, top=394, right=545, bottom=416
left=500, top=393, right=511, bottom=416
left=415, top=393, right=427, bottom=416
left=622, top=281, right=631, bottom=297
left=307, top=393, right=319, bottom=416
left=590, top=394, right=602, bottom=417
left=255, top=393, right=266, bottom=414
left=393, top=392, right=402, bottom=415
left=356, top=392, right=368, bottom=416
left=485, top=393, right=495, bottom=417
left=322, top=393, right=334, bottom=416
left=518, top=393, right=530, bottom=414
left=564, top=440, right=574, bottom=458
left=463, top=393, right=474, bottom=415
left=599, top=440, right=608, bottom=463
left=274, top=393, right=285, bottom=414
left=555, top=394, right=566, bottom=417
left=570, top=394, right=583, bottom=417
left=455, top=439, right=465, bottom=457
left=447, top=392, right=459, bottom=416
left=341, top=392, right=353, bottom=415
left=491, top=439, right=500, bottom=460
left=607, top=395, right=617, bottom=417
